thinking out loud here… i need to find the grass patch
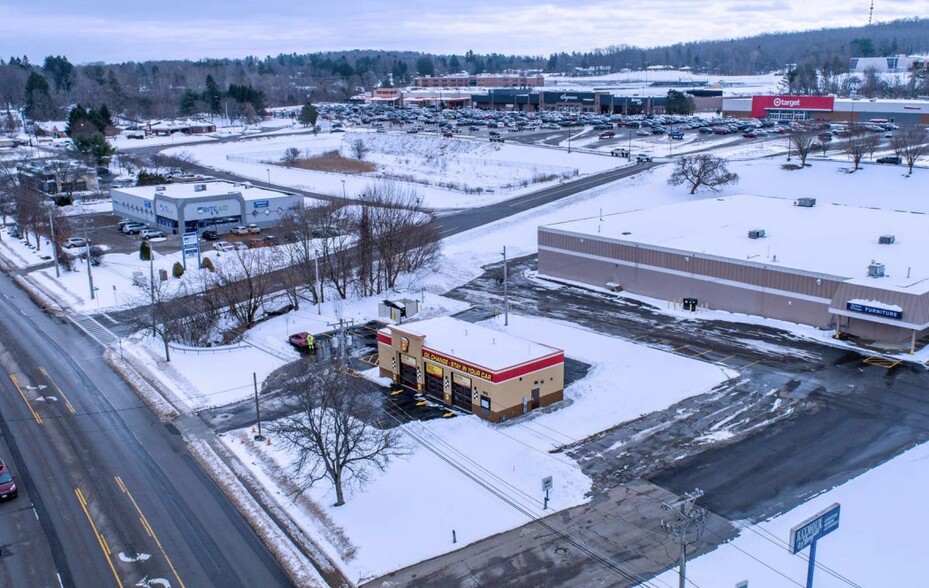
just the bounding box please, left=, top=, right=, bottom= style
left=280, top=150, right=376, bottom=173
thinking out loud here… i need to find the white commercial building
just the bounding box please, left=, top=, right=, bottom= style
left=111, top=180, right=303, bottom=235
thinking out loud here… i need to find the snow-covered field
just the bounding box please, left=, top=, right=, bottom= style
left=163, top=131, right=625, bottom=209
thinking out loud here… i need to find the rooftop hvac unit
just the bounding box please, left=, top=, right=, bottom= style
left=154, top=186, right=165, bottom=192
left=194, top=183, right=207, bottom=192
left=868, top=262, right=885, bottom=278
left=794, top=197, right=816, bottom=207
left=879, top=235, right=895, bottom=245
left=748, top=229, right=766, bottom=239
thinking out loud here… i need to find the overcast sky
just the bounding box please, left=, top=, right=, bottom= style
left=3, top=1, right=928, bottom=64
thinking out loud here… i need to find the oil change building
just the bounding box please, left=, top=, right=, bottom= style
left=538, top=195, right=929, bottom=349
left=377, top=316, right=564, bottom=422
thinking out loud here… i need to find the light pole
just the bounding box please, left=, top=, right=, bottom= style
left=502, top=246, right=509, bottom=326
left=47, top=207, right=59, bottom=278
left=266, top=168, right=270, bottom=184
left=340, top=179, right=346, bottom=199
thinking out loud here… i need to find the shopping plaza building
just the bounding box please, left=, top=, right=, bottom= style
left=377, top=316, right=564, bottom=422
left=539, top=195, right=929, bottom=349
left=722, top=95, right=929, bottom=124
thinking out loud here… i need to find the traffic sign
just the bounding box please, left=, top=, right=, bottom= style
left=542, top=476, right=553, bottom=492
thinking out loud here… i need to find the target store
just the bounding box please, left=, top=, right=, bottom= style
left=377, top=316, right=564, bottom=422
left=723, top=95, right=929, bottom=125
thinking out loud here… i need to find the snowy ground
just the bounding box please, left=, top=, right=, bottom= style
left=163, top=131, right=625, bottom=209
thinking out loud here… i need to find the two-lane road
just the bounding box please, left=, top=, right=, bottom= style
left=0, top=275, right=292, bottom=587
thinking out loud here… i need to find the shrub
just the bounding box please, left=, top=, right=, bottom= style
left=139, top=240, right=151, bottom=260
left=200, top=256, right=215, bottom=272
left=172, top=261, right=184, bottom=278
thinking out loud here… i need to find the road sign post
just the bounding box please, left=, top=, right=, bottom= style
left=789, top=503, right=840, bottom=588
left=181, top=232, right=200, bottom=271
left=542, top=476, right=553, bottom=510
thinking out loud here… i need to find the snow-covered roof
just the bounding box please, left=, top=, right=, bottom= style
left=390, top=316, right=562, bottom=371
left=114, top=180, right=291, bottom=202
left=543, top=195, right=929, bottom=294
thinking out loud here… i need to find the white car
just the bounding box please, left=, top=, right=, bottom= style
left=63, top=237, right=90, bottom=248
left=233, top=241, right=249, bottom=251
left=231, top=225, right=249, bottom=235
left=246, top=223, right=261, bottom=234
left=213, top=241, right=234, bottom=252
left=139, top=229, right=165, bottom=240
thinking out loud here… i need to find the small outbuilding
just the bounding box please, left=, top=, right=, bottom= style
left=377, top=316, right=564, bottom=422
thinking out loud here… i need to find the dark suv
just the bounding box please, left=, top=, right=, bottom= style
left=201, top=229, right=219, bottom=241
left=876, top=156, right=901, bottom=164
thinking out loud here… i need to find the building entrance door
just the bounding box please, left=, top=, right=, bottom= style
left=531, top=388, right=540, bottom=410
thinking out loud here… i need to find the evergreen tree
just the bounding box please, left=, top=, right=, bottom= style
left=203, top=74, right=223, bottom=115
left=24, top=71, right=54, bottom=120
left=42, top=55, right=74, bottom=93
left=299, top=103, right=318, bottom=127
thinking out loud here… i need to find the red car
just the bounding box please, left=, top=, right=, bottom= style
left=0, top=461, right=17, bottom=500
left=288, top=332, right=316, bottom=353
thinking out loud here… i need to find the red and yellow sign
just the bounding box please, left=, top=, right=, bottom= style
left=423, top=349, right=493, bottom=381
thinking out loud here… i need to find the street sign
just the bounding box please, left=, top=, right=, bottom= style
left=542, top=476, right=553, bottom=492
left=790, top=503, right=840, bottom=554
left=181, top=232, right=198, bottom=247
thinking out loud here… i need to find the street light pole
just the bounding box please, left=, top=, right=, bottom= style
left=266, top=168, right=270, bottom=184
left=340, top=179, right=346, bottom=199
left=48, top=208, right=60, bottom=278
left=502, top=246, right=509, bottom=326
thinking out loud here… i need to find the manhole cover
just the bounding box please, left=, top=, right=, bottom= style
left=554, top=546, right=569, bottom=557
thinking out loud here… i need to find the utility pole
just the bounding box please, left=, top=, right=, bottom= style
left=83, top=220, right=95, bottom=300
left=327, top=317, right=355, bottom=364
left=48, top=207, right=59, bottom=278
left=149, top=248, right=156, bottom=337
left=315, top=254, right=322, bottom=314
left=502, top=246, right=509, bottom=326
left=253, top=372, right=265, bottom=441
left=661, top=489, right=707, bottom=588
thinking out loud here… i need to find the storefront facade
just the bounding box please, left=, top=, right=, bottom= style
left=377, top=317, right=565, bottom=422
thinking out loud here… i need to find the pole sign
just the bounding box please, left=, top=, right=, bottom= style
left=182, top=232, right=199, bottom=247
left=542, top=476, right=553, bottom=492
left=789, top=503, right=840, bottom=554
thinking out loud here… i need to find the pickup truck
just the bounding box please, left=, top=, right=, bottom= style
left=610, top=148, right=629, bottom=157
left=669, top=131, right=684, bottom=140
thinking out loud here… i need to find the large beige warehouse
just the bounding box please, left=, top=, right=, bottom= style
left=538, top=195, right=929, bottom=350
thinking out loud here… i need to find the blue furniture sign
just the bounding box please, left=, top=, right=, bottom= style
left=790, top=503, right=840, bottom=554
left=253, top=200, right=269, bottom=209
left=846, top=302, right=902, bottom=320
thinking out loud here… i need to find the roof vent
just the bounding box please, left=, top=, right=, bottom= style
left=794, top=197, right=816, bottom=208
left=194, top=183, right=207, bottom=192
left=155, top=186, right=165, bottom=192
left=868, top=261, right=885, bottom=278
left=748, top=229, right=766, bottom=239
left=878, top=235, right=895, bottom=245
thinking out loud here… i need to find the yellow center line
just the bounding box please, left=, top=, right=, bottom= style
left=39, top=367, right=76, bottom=415
left=115, top=476, right=187, bottom=588
left=9, top=374, right=43, bottom=424
left=75, top=488, right=123, bottom=588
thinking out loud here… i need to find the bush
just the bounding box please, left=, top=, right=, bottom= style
left=172, top=261, right=184, bottom=278
left=200, top=256, right=215, bottom=272
left=88, top=245, right=104, bottom=267
left=139, top=240, right=151, bottom=260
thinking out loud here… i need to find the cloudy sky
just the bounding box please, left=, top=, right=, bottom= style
left=3, top=1, right=927, bottom=63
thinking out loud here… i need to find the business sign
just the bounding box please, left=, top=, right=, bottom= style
left=846, top=301, right=902, bottom=320
left=144, top=200, right=152, bottom=209
left=423, top=349, right=494, bottom=381
left=181, top=232, right=199, bottom=247
left=543, top=91, right=596, bottom=105
left=183, top=247, right=199, bottom=259
left=253, top=200, right=269, bottom=209
left=751, top=95, right=835, bottom=118
left=789, top=503, right=840, bottom=554
left=195, top=204, right=230, bottom=216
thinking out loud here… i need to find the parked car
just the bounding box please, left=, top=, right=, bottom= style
left=262, top=235, right=279, bottom=246
left=63, top=237, right=91, bottom=248
left=6, top=224, right=21, bottom=239
left=489, top=136, right=505, bottom=143
left=231, top=225, right=250, bottom=235
left=121, top=223, right=146, bottom=234
left=598, top=131, right=615, bottom=139
left=442, top=132, right=453, bottom=138
left=213, top=241, right=234, bottom=252
left=139, top=229, right=165, bottom=240
left=0, top=460, right=16, bottom=500
left=233, top=241, right=249, bottom=251
left=669, top=131, right=685, bottom=140
left=288, top=332, right=316, bottom=353
left=876, top=156, right=902, bottom=164
left=636, top=153, right=653, bottom=162
left=282, top=231, right=300, bottom=243
left=201, top=229, right=219, bottom=241
left=610, top=148, right=629, bottom=157
left=246, top=223, right=261, bottom=234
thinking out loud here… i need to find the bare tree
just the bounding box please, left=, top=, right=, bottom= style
left=279, top=204, right=332, bottom=307
left=208, top=248, right=278, bottom=335
left=841, top=125, right=875, bottom=171
left=357, top=183, right=440, bottom=293
left=271, top=363, right=405, bottom=506
left=281, top=147, right=302, bottom=167
left=14, top=188, right=48, bottom=250
left=789, top=126, right=818, bottom=167
left=667, top=154, right=739, bottom=194
left=349, top=138, right=370, bottom=160
left=891, top=125, right=928, bottom=175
